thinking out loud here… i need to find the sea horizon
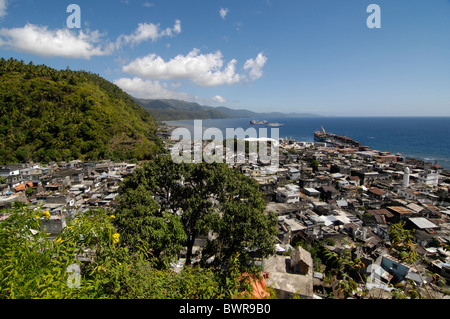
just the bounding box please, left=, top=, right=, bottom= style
left=165, top=116, right=450, bottom=170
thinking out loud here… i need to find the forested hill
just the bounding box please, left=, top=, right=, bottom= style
left=0, top=58, right=162, bottom=164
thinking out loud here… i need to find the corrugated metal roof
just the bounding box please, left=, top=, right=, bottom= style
left=409, top=217, right=438, bottom=229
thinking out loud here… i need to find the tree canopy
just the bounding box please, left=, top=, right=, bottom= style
left=0, top=58, right=162, bottom=164
left=113, top=155, right=278, bottom=270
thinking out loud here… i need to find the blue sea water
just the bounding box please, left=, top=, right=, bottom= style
left=165, top=117, right=450, bottom=169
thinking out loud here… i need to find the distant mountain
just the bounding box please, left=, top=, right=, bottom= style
left=133, top=98, right=229, bottom=121
left=133, top=98, right=321, bottom=121
left=0, top=58, right=162, bottom=164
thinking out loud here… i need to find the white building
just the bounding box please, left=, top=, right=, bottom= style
left=418, top=169, right=439, bottom=187
left=403, top=167, right=410, bottom=187
left=277, top=184, right=300, bottom=203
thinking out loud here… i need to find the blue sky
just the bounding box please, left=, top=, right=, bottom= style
left=0, top=0, right=449, bottom=116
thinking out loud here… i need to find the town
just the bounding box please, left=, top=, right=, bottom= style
left=1, top=126, right=450, bottom=299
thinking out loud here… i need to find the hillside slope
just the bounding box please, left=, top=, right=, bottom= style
left=0, top=58, right=162, bottom=164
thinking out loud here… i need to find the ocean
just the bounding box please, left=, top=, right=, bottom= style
left=165, top=117, right=450, bottom=169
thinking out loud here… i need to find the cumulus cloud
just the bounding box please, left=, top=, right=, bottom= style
left=122, top=49, right=267, bottom=87
left=211, top=95, right=227, bottom=103
left=243, top=52, right=268, bottom=81
left=0, top=24, right=112, bottom=59
left=114, top=76, right=226, bottom=105
left=114, top=77, right=193, bottom=100
left=0, top=18, right=181, bottom=59
left=219, top=8, right=228, bottom=20
left=116, top=20, right=181, bottom=48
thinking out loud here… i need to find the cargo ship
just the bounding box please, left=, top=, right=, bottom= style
left=266, top=122, right=284, bottom=127
left=250, top=120, right=268, bottom=125
left=314, top=126, right=360, bottom=148
left=314, top=126, right=328, bottom=142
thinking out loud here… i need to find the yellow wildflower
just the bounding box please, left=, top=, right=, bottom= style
left=34, top=215, right=40, bottom=219
left=110, top=215, right=115, bottom=219
left=66, top=226, right=73, bottom=231
left=55, top=237, right=62, bottom=244
left=112, top=232, right=120, bottom=245
left=43, top=211, right=50, bottom=218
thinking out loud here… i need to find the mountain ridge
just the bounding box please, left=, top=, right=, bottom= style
left=133, top=98, right=321, bottom=121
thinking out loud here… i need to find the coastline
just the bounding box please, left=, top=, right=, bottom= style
left=161, top=117, right=450, bottom=170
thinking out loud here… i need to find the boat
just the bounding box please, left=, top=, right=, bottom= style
left=250, top=120, right=268, bottom=125
left=314, top=126, right=327, bottom=142
left=266, top=122, right=284, bottom=127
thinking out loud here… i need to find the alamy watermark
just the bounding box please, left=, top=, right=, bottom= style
left=170, top=120, right=280, bottom=167
left=66, top=263, right=81, bottom=288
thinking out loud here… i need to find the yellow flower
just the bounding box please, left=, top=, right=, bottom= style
left=112, top=232, right=120, bottom=244
left=55, top=237, right=62, bottom=244
left=34, top=215, right=40, bottom=219
left=66, top=226, right=73, bottom=231
left=43, top=211, right=50, bottom=218
left=118, top=262, right=122, bottom=266
left=110, top=215, right=115, bottom=219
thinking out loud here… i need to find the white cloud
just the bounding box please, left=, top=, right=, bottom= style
left=0, top=18, right=181, bottom=59
left=114, top=77, right=194, bottom=100
left=0, top=0, right=7, bottom=18
left=122, top=49, right=267, bottom=87
left=116, top=20, right=181, bottom=48
left=243, top=52, right=268, bottom=81
left=211, top=95, right=227, bottom=103
left=219, top=8, right=228, bottom=20
left=114, top=76, right=227, bottom=105
left=0, top=24, right=112, bottom=59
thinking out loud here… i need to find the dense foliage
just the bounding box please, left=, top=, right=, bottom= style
left=0, top=58, right=162, bottom=164
left=0, top=203, right=263, bottom=299
left=113, top=156, right=278, bottom=270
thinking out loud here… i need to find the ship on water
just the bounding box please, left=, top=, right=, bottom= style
left=250, top=120, right=268, bottom=125
left=267, top=122, right=284, bottom=127
left=313, top=126, right=360, bottom=148
left=314, top=126, right=328, bottom=142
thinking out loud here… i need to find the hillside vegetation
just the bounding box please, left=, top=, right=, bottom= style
left=0, top=58, right=162, bottom=164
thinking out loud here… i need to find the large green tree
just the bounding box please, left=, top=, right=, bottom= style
left=113, top=155, right=277, bottom=270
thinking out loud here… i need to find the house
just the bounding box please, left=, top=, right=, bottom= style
left=277, top=184, right=300, bottom=203
left=431, top=261, right=450, bottom=280
left=418, top=169, right=439, bottom=187
left=381, top=254, right=412, bottom=281
left=318, top=185, right=339, bottom=201
left=290, top=246, right=313, bottom=275
left=288, top=168, right=300, bottom=180
left=301, top=187, right=321, bottom=198
left=368, top=187, right=388, bottom=200
left=405, top=217, right=439, bottom=232
left=367, top=209, right=394, bottom=225
left=263, top=253, right=314, bottom=299
left=387, top=206, right=417, bottom=223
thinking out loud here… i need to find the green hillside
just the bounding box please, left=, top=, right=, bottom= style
left=0, top=58, right=162, bottom=164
